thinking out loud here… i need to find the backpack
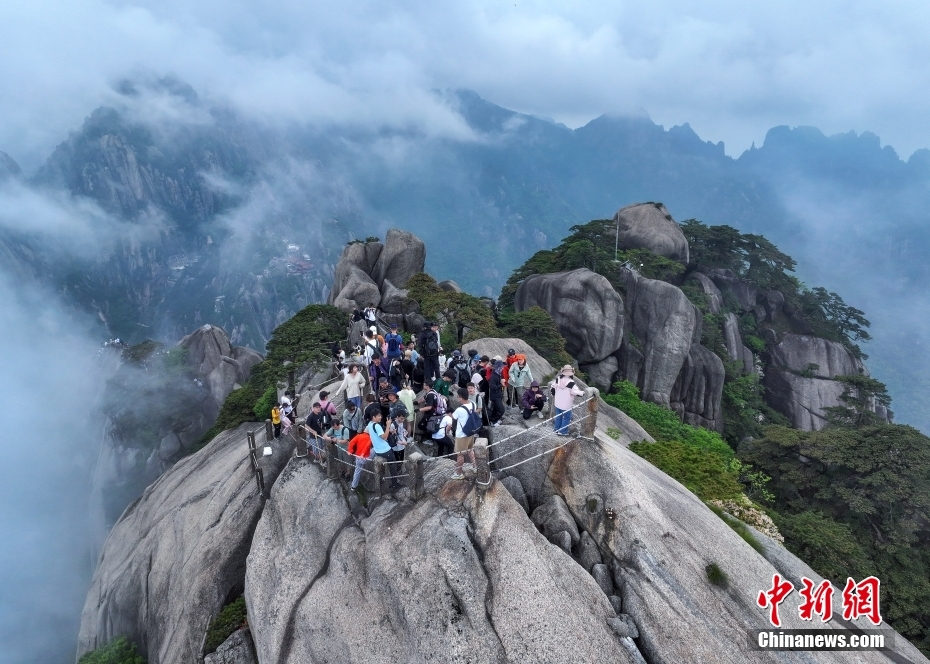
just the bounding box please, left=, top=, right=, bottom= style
left=460, top=404, right=482, bottom=437
left=424, top=333, right=439, bottom=357
left=367, top=340, right=383, bottom=359
left=428, top=389, right=448, bottom=415
left=426, top=415, right=443, bottom=434
left=387, top=333, right=401, bottom=355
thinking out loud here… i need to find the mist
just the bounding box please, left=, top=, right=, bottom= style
left=0, top=269, right=105, bottom=664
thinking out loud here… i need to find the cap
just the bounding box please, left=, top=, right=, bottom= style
left=390, top=323, right=398, bottom=329
left=560, top=365, right=575, bottom=375
left=467, top=349, right=478, bottom=356
left=369, top=325, right=377, bottom=333
left=531, top=380, right=539, bottom=387
left=492, top=355, right=503, bottom=362
left=507, top=348, right=516, bottom=355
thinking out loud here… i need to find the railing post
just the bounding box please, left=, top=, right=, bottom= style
left=581, top=388, right=599, bottom=438
left=265, top=419, right=273, bottom=442
left=295, top=426, right=308, bottom=458
left=326, top=440, right=339, bottom=479
left=247, top=431, right=256, bottom=452
left=256, top=467, right=266, bottom=497
left=474, top=437, right=491, bottom=492
left=405, top=452, right=425, bottom=500
left=373, top=457, right=385, bottom=498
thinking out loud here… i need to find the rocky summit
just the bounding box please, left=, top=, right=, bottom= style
left=75, top=225, right=928, bottom=663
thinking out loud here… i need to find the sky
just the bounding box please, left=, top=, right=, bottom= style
left=3, top=0, right=930, bottom=172
left=2, top=1, right=930, bottom=661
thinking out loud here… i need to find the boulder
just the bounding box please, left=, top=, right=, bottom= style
left=706, top=268, right=758, bottom=311
left=577, top=531, right=602, bottom=572
left=204, top=628, right=258, bottom=664
left=613, top=202, right=689, bottom=264
left=685, top=272, right=722, bottom=314
left=591, top=563, right=615, bottom=596
left=369, top=228, right=425, bottom=289
left=580, top=355, right=619, bottom=391
left=230, top=346, right=262, bottom=378
left=332, top=264, right=381, bottom=313
left=530, top=494, right=580, bottom=546
left=670, top=344, right=725, bottom=433
left=619, top=271, right=697, bottom=407
left=378, top=278, right=412, bottom=315
left=179, top=324, right=232, bottom=377
left=500, top=475, right=530, bottom=514
left=437, top=279, right=463, bottom=292
left=76, top=424, right=294, bottom=664
left=245, top=460, right=641, bottom=664
left=722, top=313, right=755, bottom=374
left=515, top=268, right=624, bottom=364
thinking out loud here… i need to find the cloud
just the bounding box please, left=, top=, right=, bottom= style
left=0, top=268, right=105, bottom=664
left=3, top=0, right=930, bottom=171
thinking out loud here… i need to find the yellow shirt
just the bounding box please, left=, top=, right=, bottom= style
left=271, top=407, right=281, bottom=425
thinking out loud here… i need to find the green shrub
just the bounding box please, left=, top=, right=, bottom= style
left=630, top=439, right=743, bottom=500
left=78, top=637, right=145, bottom=664
left=705, top=563, right=728, bottom=587
left=204, top=597, right=248, bottom=655
left=605, top=381, right=734, bottom=462
left=501, top=306, right=573, bottom=368
left=406, top=273, right=499, bottom=344
left=252, top=385, right=277, bottom=421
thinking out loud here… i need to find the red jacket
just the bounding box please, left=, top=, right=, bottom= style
left=348, top=432, right=372, bottom=458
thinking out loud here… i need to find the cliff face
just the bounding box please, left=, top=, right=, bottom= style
left=77, top=371, right=927, bottom=664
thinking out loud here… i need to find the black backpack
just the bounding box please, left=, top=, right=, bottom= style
left=425, top=334, right=439, bottom=357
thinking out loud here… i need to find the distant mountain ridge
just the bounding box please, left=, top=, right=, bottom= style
left=1, top=84, right=927, bottom=431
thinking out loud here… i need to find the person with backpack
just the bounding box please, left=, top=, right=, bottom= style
left=451, top=387, right=481, bottom=480
left=466, top=348, right=481, bottom=375
left=433, top=370, right=455, bottom=398
left=306, top=402, right=327, bottom=463
left=430, top=407, right=455, bottom=458
left=417, top=385, right=447, bottom=441
left=367, top=410, right=401, bottom=490
left=332, top=363, right=366, bottom=409
left=466, top=382, right=485, bottom=426
left=389, top=358, right=406, bottom=392
left=418, top=321, right=442, bottom=385
left=447, top=350, right=470, bottom=388
left=364, top=305, right=378, bottom=326
left=363, top=331, right=381, bottom=366
left=521, top=381, right=547, bottom=419
left=508, top=355, right=533, bottom=410
left=317, top=390, right=338, bottom=427
left=488, top=360, right=507, bottom=427
left=550, top=365, right=585, bottom=435
left=385, top=323, right=404, bottom=361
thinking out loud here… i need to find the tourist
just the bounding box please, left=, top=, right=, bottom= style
left=385, top=323, right=404, bottom=362
left=430, top=406, right=455, bottom=458
left=317, top=390, right=338, bottom=428
left=271, top=402, right=282, bottom=438
left=508, top=355, right=532, bottom=410
left=550, top=366, right=585, bottom=435
left=521, top=381, right=547, bottom=419
left=367, top=410, right=401, bottom=489
left=347, top=429, right=373, bottom=491
left=391, top=411, right=410, bottom=461
left=332, top=363, right=366, bottom=409
left=418, top=321, right=442, bottom=385
left=417, top=385, right=447, bottom=440
left=433, top=370, right=455, bottom=398
left=411, top=356, right=426, bottom=393
left=466, top=382, right=484, bottom=426
left=306, top=402, right=327, bottom=463
left=451, top=387, right=478, bottom=480
left=343, top=401, right=363, bottom=439
left=324, top=417, right=350, bottom=448
left=397, top=381, right=416, bottom=435
left=488, top=359, right=506, bottom=427
left=389, top=358, right=406, bottom=392
left=368, top=355, right=389, bottom=394
left=377, top=376, right=394, bottom=420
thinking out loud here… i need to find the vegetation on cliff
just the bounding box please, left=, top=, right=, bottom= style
left=77, top=637, right=145, bottom=664
left=200, top=304, right=345, bottom=443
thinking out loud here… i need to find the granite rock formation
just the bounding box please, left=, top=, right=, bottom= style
left=613, top=202, right=690, bottom=264
left=514, top=268, right=625, bottom=365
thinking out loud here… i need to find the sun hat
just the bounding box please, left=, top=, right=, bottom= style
left=560, top=365, right=575, bottom=375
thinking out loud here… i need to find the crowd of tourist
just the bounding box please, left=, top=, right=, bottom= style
left=272, top=312, right=585, bottom=489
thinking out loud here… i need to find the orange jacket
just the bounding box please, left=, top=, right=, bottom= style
left=347, top=432, right=372, bottom=458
